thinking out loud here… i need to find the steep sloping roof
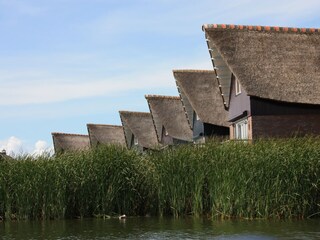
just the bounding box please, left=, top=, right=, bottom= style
left=52, top=132, right=90, bottom=153
left=119, top=111, right=159, bottom=149
left=145, top=95, right=192, bottom=142
left=87, top=124, right=126, bottom=147
left=173, top=70, right=229, bottom=127
left=203, top=24, right=320, bottom=105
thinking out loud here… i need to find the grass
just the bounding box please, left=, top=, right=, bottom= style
left=0, top=137, right=319, bottom=220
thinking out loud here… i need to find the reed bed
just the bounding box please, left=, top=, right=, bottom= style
left=0, top=137, right=319, bottom=220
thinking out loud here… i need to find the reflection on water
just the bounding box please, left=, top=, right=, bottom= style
left=1, top=217, right=319, bottom=239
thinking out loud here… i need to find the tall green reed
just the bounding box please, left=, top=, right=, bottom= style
left=0, top=137, right=319, bottom=220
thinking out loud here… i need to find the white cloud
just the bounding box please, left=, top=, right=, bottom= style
left=32, top=140, right=53, bottom=156
left=0, top=75, right=168, bottom=106
left=32, top=140, right=47, bottom=156
left=0, top=137, right=54, bottom=157
left=0, top=57, right=211, bottom=106
left=0, top=136, right=23, bottom=156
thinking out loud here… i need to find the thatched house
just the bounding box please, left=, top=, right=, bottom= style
left=87, top=124, right=126, bottom=147
left=119, top=111, right=159, bottom=150
left=0, top=150, right=14, bottom=161
left=52, top=132, right=90, bottom=154
left=145, top=95, right=193, bottom=145
left=173, top=70, right=229, bottom=142
left=203, top=24, right=320, bottom=139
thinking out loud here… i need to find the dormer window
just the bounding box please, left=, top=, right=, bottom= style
left=162, top=126, right=169, bottom=137
left=235, top=78, right=241, bottom=95
left=196, top=113, right=200, bottom=121
left=164, top=128, right=169, bottom=136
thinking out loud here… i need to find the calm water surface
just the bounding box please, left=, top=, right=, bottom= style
left=1, top=217, right=320, bottom=239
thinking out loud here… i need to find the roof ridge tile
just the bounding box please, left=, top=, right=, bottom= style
left=203, top=24, right=320, bottom=33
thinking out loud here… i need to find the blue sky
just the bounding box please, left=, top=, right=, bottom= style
left=1, top=0, right=320, bottom=155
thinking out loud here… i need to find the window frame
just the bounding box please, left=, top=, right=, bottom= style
left=235, top=78, right=241, bottom=95
left=234, top=118, right=248, bottom=140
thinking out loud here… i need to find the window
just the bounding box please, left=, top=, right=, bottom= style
left=134, top=136, right=139, bottom=145
left=193, top=111, right=201, bottom=126
left=164, top=128, right=169, bottom=136
left=234, top=119, right=248, bottom=139
left=235, top=78, right=241, bottom=95
left=196, top=113, right=200, bottom=121
left=162, top=126, right=169, bottom=137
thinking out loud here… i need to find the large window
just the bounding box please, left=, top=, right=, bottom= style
left=234, top=118, right=248, bottom=139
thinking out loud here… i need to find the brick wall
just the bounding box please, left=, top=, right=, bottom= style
left=229, top=125, right=234, bottom=139
left=248, top=116, right=253, bottom=139
left=251, top=115, right=320, bottom=138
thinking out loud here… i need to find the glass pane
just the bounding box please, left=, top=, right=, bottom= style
left=235, top=119, right=248, bottom=140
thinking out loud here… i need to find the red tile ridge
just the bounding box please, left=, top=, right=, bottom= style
left=202, top=24, right=320, bottom=33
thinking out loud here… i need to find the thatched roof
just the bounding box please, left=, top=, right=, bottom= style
left=52, top=132, right=90, bottom=153
left=87, top=124, right=126, bottom=147
left=119, top=111, right=159, bottom=149
left=145, top=95, right=193, bottom=142
left=203, top=24, right=320, bottom=105
left=173, top=70, right=229, bottom=127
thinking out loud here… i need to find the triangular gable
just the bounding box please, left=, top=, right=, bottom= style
left=145, top=95, right=192, bottom=142
left=119, top=111, right=159, bottom=149
left=173, top=70, right=228, bottom=127
left=87, top=124, right=126, bottom=147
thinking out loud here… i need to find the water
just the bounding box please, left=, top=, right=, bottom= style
left=1, top=217, right=320, bottom=239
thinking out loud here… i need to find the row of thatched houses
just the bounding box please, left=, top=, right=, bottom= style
left=52, top=24, right=320, bottom=154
